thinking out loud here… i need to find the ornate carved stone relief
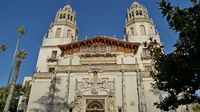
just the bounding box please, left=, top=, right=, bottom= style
left=73, top=97, right=83, bottom=112
left=72, top=68, right=116, bottom=112
left=74, top=68, right=115, bottom=96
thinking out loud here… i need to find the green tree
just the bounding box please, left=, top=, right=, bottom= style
left=0, top=44, right=6, bottom=51
left=7, top=25, right=26, bottom=85
left=192, top=103, right=200, bottom=112
left=21, top=83, right=31, bottom=105
left=0, top=84, right=22, bottom=112
left=149, top=0, right=200, bottom=111
left=3, top=50, right=27, bottom=112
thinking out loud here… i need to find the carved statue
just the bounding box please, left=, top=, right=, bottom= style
left=90, top=70, right=99, bottom=95
left=108, top=83, right=114, bottom=96
left=92, top=71, right=98, bottom=82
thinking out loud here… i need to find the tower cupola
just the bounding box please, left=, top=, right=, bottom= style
left=54, top=4, right=76, bottom=24
left=126, top=2, right=149, bottom=22
left=125, top=2, right=160, bottom=43
left=47, top=4, right=78, bottom=43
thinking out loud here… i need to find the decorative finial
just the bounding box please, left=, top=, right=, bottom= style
left=67, top=0, right=72, bottom=5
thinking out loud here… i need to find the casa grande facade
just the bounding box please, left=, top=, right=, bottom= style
left=23, top=2, right=185, bottom=112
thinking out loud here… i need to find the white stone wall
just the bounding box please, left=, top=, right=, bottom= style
left=124, top=72, right=138, bottom=112
left=27, top=79, right=51, bottom=112
left=42, top=37, right=73, bottom=46
left=27, top=71, right=139, bottom=111
left=27, top=71, right=166, bottom=112
left=36, top=47, right=61, bottom=72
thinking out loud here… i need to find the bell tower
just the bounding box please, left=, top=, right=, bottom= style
left=125, top=2, right=160, bottom=43
left=47, top=4, right=78, bottom=43
left=37, top=3, right=78, bottom=73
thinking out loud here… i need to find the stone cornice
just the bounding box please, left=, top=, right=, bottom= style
left=50, top=21, right=77, bottom=29
left=126, top=18, right=154, bottom=27
left=58, top=36, right=140, bottom=55
left=33, top=67, right=152, bottom=79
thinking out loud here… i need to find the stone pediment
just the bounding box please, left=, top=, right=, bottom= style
left=58, top=36, right=140, bottom=55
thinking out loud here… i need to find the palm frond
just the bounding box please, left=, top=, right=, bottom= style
left=16, top=49, right=27, bottom=60
left=0, top=44, right=6, bottom=51
left=17, top=25, right=26, bottom=36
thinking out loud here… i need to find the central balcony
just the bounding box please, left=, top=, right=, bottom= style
left=47, top=56, right=59, bottom=66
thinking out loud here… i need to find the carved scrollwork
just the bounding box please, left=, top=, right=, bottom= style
left=107, top=96, right=115, bottom=112
left=75, top=68, right=115, bottom=96
left=73, top=97, right=82, bottom=112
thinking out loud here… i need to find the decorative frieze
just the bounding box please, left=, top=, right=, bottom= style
left=55, top=64, right=138, bottom=73
left=80, top=56, right=117, bottom=65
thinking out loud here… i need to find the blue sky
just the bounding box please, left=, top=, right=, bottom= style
left=0, top=0, right=191, bottom=87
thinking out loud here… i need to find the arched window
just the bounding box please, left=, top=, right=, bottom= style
left=55, top=28, right=61, bottom=38
left=67, top=29, right=72, bottom=38
left=60, top=14, right=63, bottom=19
left=68, top=14, right=70, bottom=19
left=129, top=13, right=132, bottom=18
left=139, top=10, right=142, bottom=15
left=136, top=10, right=139, bottom=15
left=63, top=14, right=66, bottom=19
left=132, top=11, right=134, bottom=16
left=70, top=16, right=73, bottom=21
left=130, top=27, right=134, bottom=35
left=140, top=25, right=146, bottom=35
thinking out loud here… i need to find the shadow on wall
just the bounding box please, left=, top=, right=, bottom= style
left=29, top=76, right=68, bottom=112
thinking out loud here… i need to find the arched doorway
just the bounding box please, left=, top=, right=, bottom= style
left=86, top=100, right=105, bottom=112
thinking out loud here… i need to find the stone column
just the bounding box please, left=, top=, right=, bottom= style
left=121, top=69, right=126, bottom=112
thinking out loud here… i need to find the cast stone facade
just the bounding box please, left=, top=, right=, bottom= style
left=25, top=2, right=187, bottom=112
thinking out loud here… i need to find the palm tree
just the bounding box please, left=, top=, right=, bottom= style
left=0, top=44, right=6, bottom=51
left=3, top=50, right=26, bottom=112
left=7, top=26, right=26, bottom=85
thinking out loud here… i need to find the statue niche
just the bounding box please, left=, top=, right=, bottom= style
left=91, top=69, right=99, bottom=95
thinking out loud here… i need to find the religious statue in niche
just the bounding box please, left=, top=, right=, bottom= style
left=108, top=83, right=114, bottom=97
left=92, top=70, right=98, bottom=82
left=90, top=69, right=99, bottom=95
